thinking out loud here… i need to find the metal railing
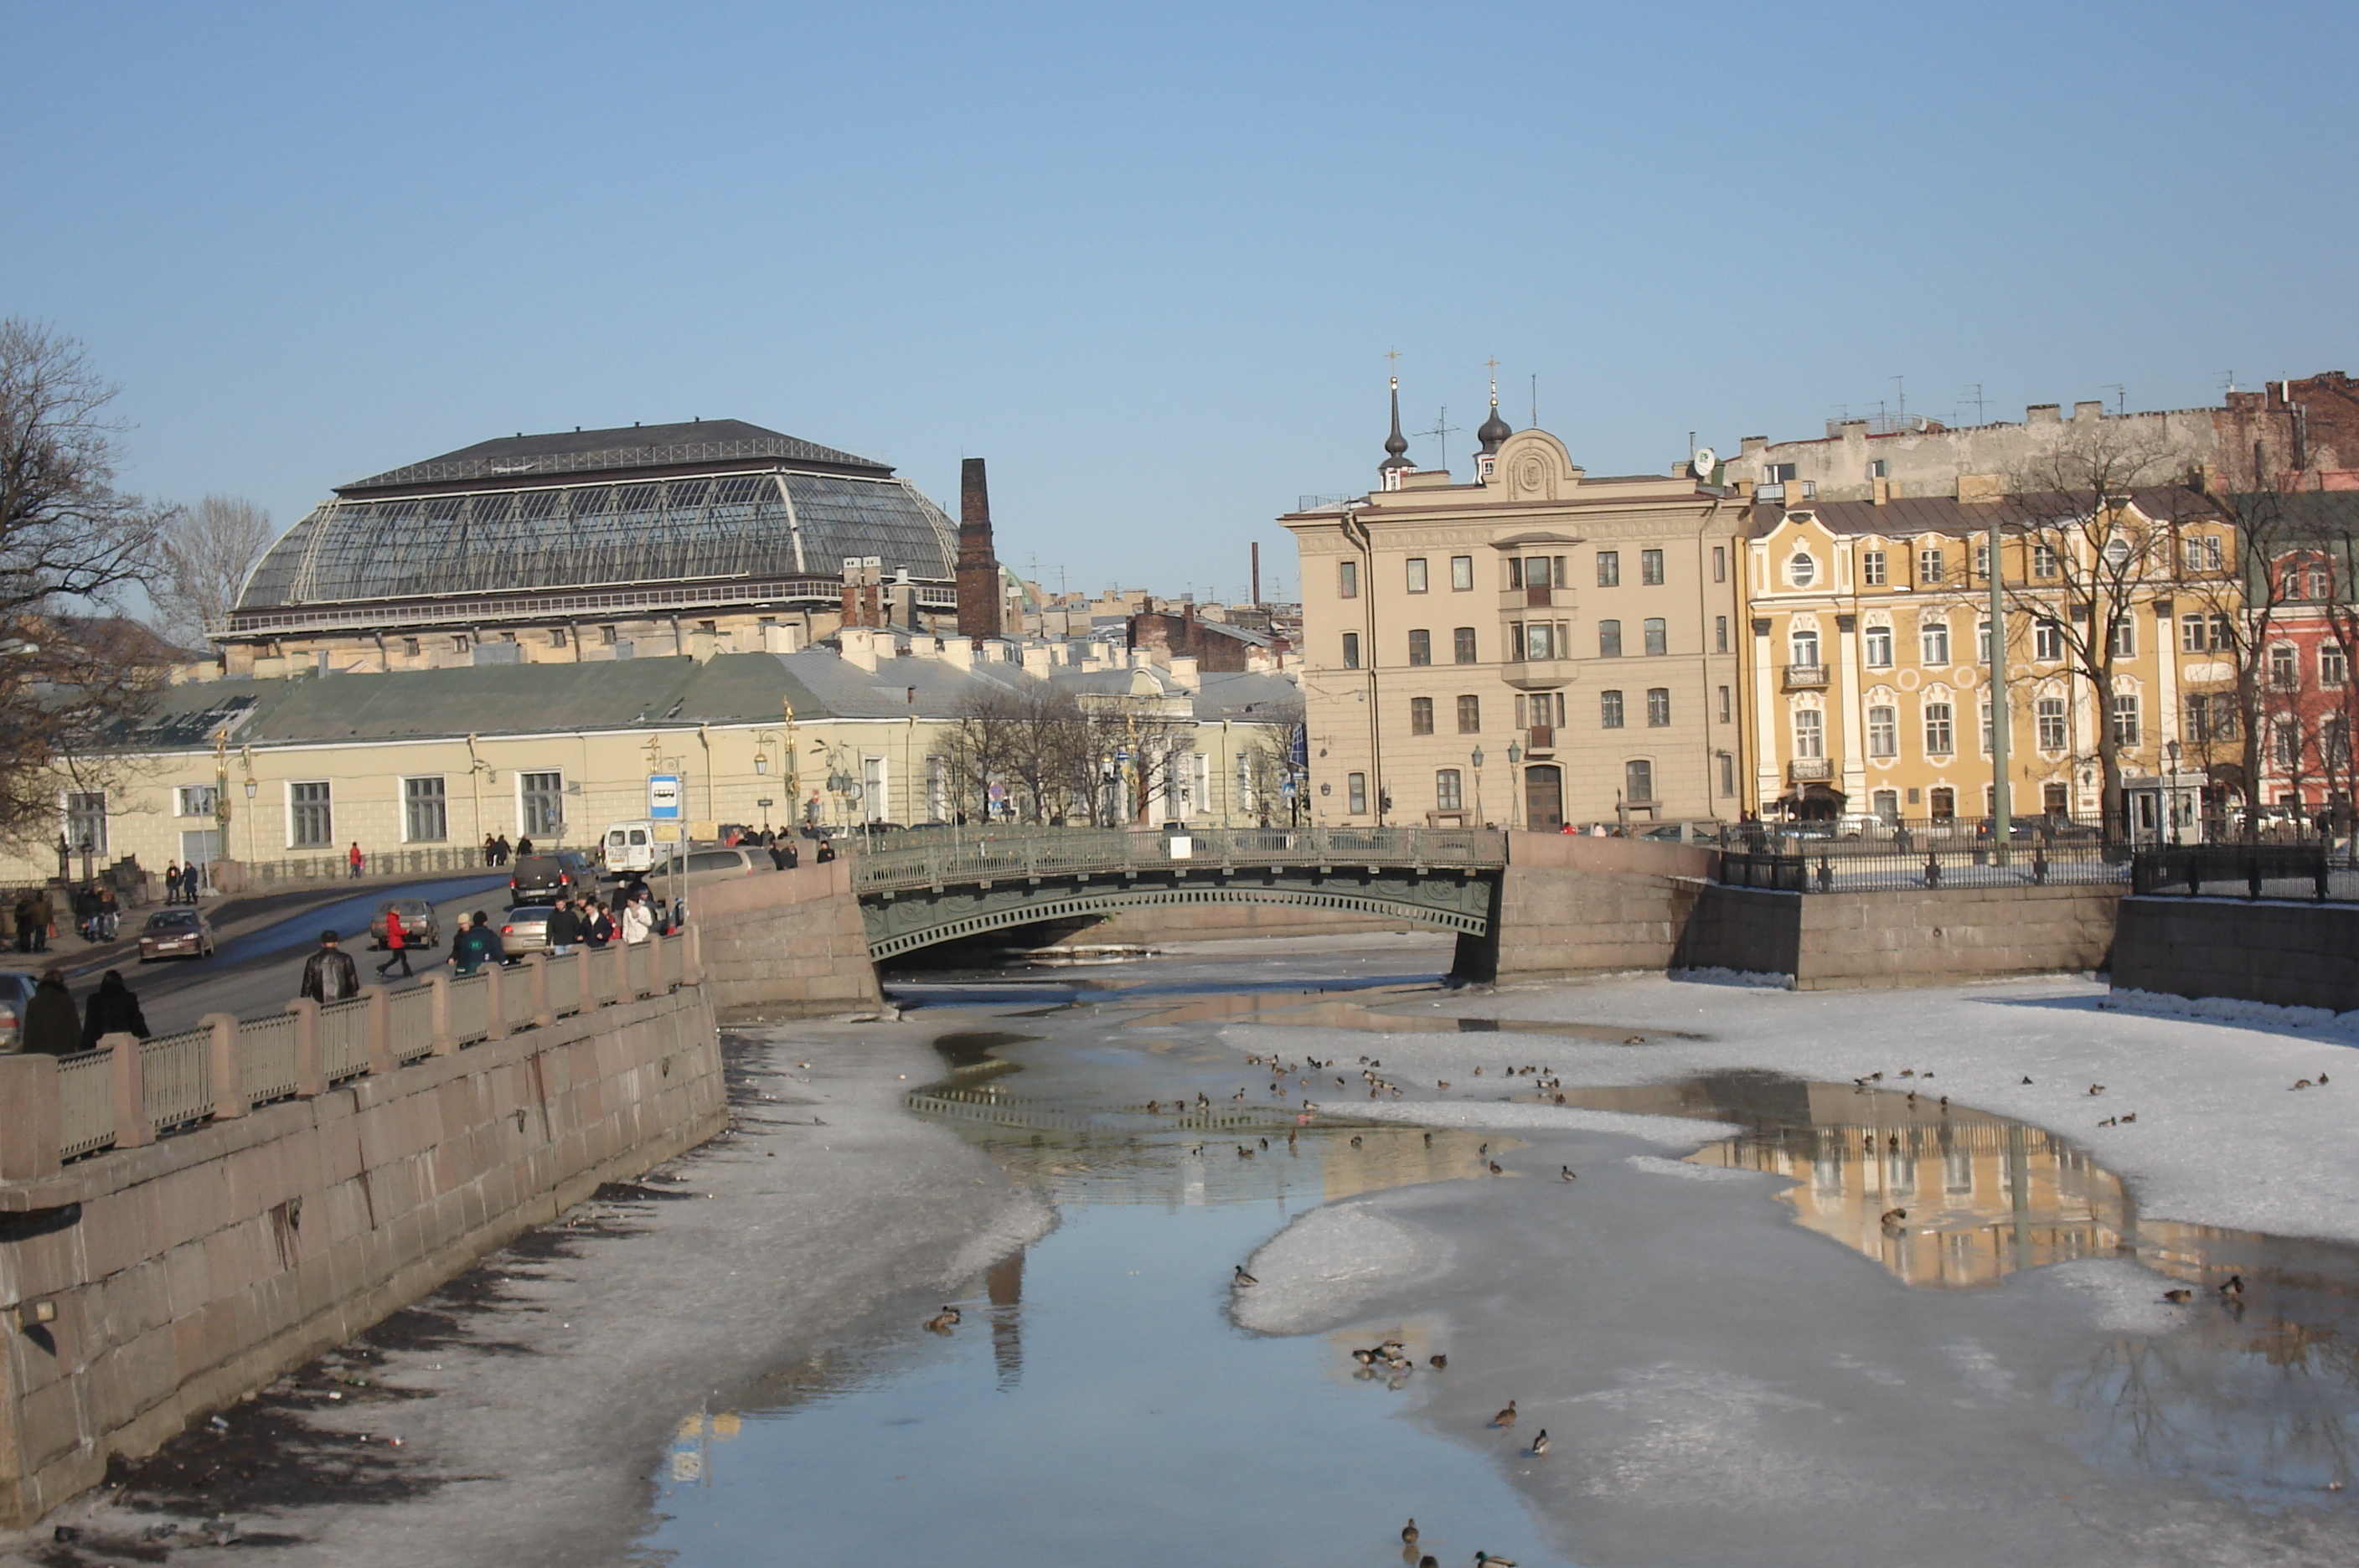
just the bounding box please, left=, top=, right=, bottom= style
left=230, top=848, right=526, bottom=886
left=849, top=825, right=1506, bottom=895
left=1718, top=838, right=2137, bottom=895
left=28, top=936, right=692, bottom=1168
left=2130, top=844, right=2354, bottom=903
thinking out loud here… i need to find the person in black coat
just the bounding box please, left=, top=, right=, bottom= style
left=21, top=969, right=79, bottom=1055
left=80, top=969, right=149, bottom=1050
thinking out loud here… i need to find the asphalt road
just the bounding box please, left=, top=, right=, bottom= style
left=87, top=874, right=513, bottom=1037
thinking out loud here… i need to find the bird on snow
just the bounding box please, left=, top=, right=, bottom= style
left=1489, top=1160, right=1505, bottom=1175
left=1474, top=1554, right=1518, bottom=1566
left=2220, top=1274, right=2246, bottom=1298
left=1402, top=1520, right=1420, bottom=1545
left=1429, top=1354, right=1448, bottom=1369
left=1561, top=1166, right=1577, bottom=1181
left=2164, top=1289, right=2192, bottom=1303
left=2021, top=1075, right=2034, bottom=1085
left=1233, top=1265, right=1257, bottom=1287
left=2295, top=1079, right=2315, bottom=1091
left=2088, top=1084, right=2105, bottom=1096
left=2120, top=1112, right=2136, bottom=1123
left=1491, top=1399, right=1518, bottom=1428
left=1531, top=1429, right=1551, bottom=1457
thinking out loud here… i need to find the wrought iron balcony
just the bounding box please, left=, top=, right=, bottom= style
left=1783, top=663, right=1830, bottom=690
left=1789, top=757, right=1834, bottom=782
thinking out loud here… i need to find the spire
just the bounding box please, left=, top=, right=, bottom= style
left=1380, top=375, right=1413, bottom=482
left=1476, top=374, right=1512, bottom=455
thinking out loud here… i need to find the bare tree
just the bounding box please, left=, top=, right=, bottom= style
left=2005, top=426, right=2186, bottom=835
left=0, top=320, right=173, bottom=850
left=154, top=494, right=274, bottom=649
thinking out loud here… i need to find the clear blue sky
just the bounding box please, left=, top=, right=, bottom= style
left=7, top=1, right=2352, bottom=604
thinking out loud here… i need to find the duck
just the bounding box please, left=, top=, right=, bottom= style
left=1350, top=1136, right=1364, bottom=1148
left=1402, top=1520, right=1420, bottom=1545
left=1880, top=1207, right=1907, bottom=1227
left=2021, top=1075, right=2034, bottom=1085
left=1423, top=1132, right=1434, bottom=1147
left=1421, top=1559, right=1439, bottom=1568
left=1474, top=1555, right=1518, bottom=1566
left=2098, top=1117, right=2117, bottom=1127
left=1531, top=1428, right=1550, bottom=1457
left=1561, top=1166, right=1577, bottom=1182
left=2294, top=1079, right=2315, bottom=1091
left=1353, top=1349, right=1377, bottom=1364
left=2088, top=1084, right=2105, bottom=1096
left=2220, top=1274, right=2246, bottom=1298
left=922, top=1311, right=957, bottom=1334
left=1489, top=1161, right=1505, bottom=1175
left=1233, top=1265, right=1258, bottom=1287
left=2163, top=1288, right=2192, bottom=1303
left=1491, top=1399, right=1518, bottom=1428
left=1429, top=1353, right=1448, bottom=1369
left=1899, top=1068, right=1915, bottom=1078
left=1236, top=1145, right=1254, bottom=1159
left=2121, top=1112, right=2136, bottom=1123
left=1437, top=1081, right=1451, bottom=1091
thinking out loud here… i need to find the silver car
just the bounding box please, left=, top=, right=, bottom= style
left=498, top=905, right=554, bottom=955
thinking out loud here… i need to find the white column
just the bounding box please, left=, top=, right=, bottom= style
left=1837, top=612, right=1867, bottom=804
left=1751, top=616, right=1782, bottom=808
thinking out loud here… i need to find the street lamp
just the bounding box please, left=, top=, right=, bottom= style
left=1470, top=746, right=1485, bottom=826
left=2165, top=738, right=2182, bottom=845
left=1506, top=740, right=1525, bottom=832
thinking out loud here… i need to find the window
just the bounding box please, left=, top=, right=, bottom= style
left=1918, top=547, right=1945, bottom=583
left=2103, top=537, right=2134, bottom=572
left=1643, top=618, right=1667, bottom=656
left=1978, top=619, right=1995, bottom=663
left=1712, top=546, right=1727, bottom=583
left=1715, top=615, right=1729, bottom=653
left=2184, top=535, right=2222, bottom=573
left=1453, top=627, right=1477, bottom=663
left=1788, top=554, right=1817, bottom=587
left=550, top=627, right=568, bottom=648
left=175, top=786, right=218, bottom=818
left=1718, top=685, right=1732, bottom=723
left=1768, top=462, right=1799, bottom=482
left=1980, top=698, right=1995, bottom=756
left=1921, top=619, right=1950, bottom=665
left=1409, top=697, right=1435, bottom=735
left=290, top=781, right=333, bottom=847
left=452, top=635, right=470, bottom=653
left=402, top=637, right=421, bottom=657
left=1625, top=759, right=1654, bottom=803
left=1865, top=625, right=1893, bottom=668
left=1525, top=622, right=1556, bottom=660
left=521, top=771, right=565, bottom=838
left=1341, top=632, right=1361, bottom=669
left=1338, top=560, right=1359, bottom=598
left=1508, top=622, right=1525, bottom=661
left=1598, top=620, right=1623, bottom=658
left=1794, top=709, right=1825, bottom=758
left=1346, top=772, right=1367, bottom=814
left=601, top=625, right=617, bottom=645
left=2032, top=543, right=2059, bottom=580
left=2325, top=645, right=2351, bottom=688
left=1435, top=769, right=1463, bottom=811
left=1790, top=628, right=1820, bottom=668
left=2108, top=617, right=2137, bottom=658
left=2110, top=694, right=2140, bottom=746
left=1929, top=787, right=1956, bottom=822
left=1867, top=705, right=1897, bottom=757
left=2185, top=693, right=2237, bottom=745
left=1924, top=703, right=1954, bottom=755
left=1406, top=558, right=1429, bottom=593
left=2270, top=645, right=2297, bottom=688
left=2273, top=720, right=2300, bottom=771
left=1600, top=690, right=1625, bottom=728
left=1646, top=688, right=1671, bottom=727
left=405, top=776, right=448, bottom=842
left=2036, top=697, right=2068, bottom=750
left=65, top=790, right=107, bottom=857
left=1872, top=788, right=1900, bottom=822
left=1450, top=555, right=1474, bottom=591
left=1407, top=629, right=1432, bottom=666
left=1974, top=543, right=1991, bottom=580
left=1641, top=549, right=1665, bottom=585
left=2035, top=619, right=2064, bottom=662
left=1456, top=695, right=1481, bottom=734
left=2180, top=614, right=2207, bottom=653
left=1861, top=549, right=1887, bottom=586
left=1597, top=551, right=1620, bottom=587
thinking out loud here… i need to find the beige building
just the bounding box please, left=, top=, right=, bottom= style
left=1283, top=392, right=1745, bottom=830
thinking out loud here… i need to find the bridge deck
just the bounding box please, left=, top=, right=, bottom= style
left=850, top=825, right=1507, bottom=895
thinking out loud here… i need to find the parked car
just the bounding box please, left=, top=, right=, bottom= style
left=1831, top=813, right=1897, bottom=840
left=498, top=905, right=555, bottom=955
left=369, top=898, right=441, bottom=951
left=509, top=851, right=595, bottom=905
left=680, top=846, right=767, bottom=886
left=0, top=972, right=41, bottom=1048
left=137, top=908, right=215, bottom=962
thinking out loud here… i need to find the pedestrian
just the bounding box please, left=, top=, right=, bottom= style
left=376, top=905, right=413, bottom=978
left=24, top=887, right=50, bottom=952
left=545, top=896, right=581, bottom=957
left=583, top=900, right=616, bottom=947
left=449, top=910, right=505, bottom=976
left=483, top=833, right=498, bottom=868
left=21, top=969, right=78, bottom=1055
left=816, top=837, right=836, bottom=864
left=494, top=833, right=511, bottom=865
left=299, top=930, right=360, bottom=1004
left=96, top=883, right=120, bottom=939
left=11, top=892, right=35, bottom=954
left=347, top=842, right=364, bottom=879
left=164, top=861, right=183, bottom=905
left=80, top=969, right=150, bottom=1050
left=74, top=884, right=101, bottom=942
left=515, top=834, right=534, bottom=859
left=621, top=895, right=653, bottom=946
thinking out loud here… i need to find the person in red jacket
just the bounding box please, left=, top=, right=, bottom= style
left=377, top=906, right=412, bottom=977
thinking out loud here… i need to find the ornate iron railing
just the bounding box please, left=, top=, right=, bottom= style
left=850, top=825, right=1506, bottom=895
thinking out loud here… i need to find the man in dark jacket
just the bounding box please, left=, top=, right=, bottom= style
left=80, top=970, right=148, bottom=1050
left=21, top=970, right=79, bottom=1055
left=449, top=910, right=506, bottom=975
left=299, top=930, right=359, bottom=1003
left=545, top=898, right=582, bottom=957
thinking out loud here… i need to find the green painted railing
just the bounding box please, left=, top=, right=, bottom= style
left=849, top=825, right=1506, bottom=895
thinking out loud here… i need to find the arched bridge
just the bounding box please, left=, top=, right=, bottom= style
left=851, top=826, right=1507, bottom=959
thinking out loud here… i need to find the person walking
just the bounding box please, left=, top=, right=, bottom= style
left=95, top=883, right=120, bottom=939
left=300, top=930, right=359, bottom=1004
left=514, top=834, right=534, bottom=859
left=483, top=833, right=498, bottom=868
left=73, top=885, right=101, bottom=942
left=21, top=969, right=78, bottom=1055
left=376, top=906, right=414, bottom=978
left=583, top=900, right=616, bottom=948
left=80, top=970, right=150, bottom=1051
left=621, top=895, right=653, bottom=946
left=493, top=833, right=511, bottom=866
left=163, top=861, right=183, bottom=905
left=449, top=910, right=506, bottom=976
left=347, top=842, right=364, bottom=879
left=545, top=897, right=581, bottom=958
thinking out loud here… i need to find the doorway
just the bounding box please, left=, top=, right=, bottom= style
left=1525, top=765, right=1564, bottom=830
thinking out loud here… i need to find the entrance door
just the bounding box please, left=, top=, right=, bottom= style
left=1525, top=765, right=1564, bottom=831
left=180, top=829, right=223, bottom=891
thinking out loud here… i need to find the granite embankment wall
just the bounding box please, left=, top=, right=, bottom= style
left=0, top=974, right=723, bottom=1524
left=2112, top=896, right=2359, bottom=1011
left=1675, top=882, right=2124, bottom=988
left=692, top=859, right=885, bottom=1019
left=1465, top=833, right=1713, bottom=983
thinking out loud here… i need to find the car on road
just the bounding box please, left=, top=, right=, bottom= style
left=680, top=846, right=769, bottom=886
left=509, top=851, right=595, bottom=905
left=369, top=898, right=441, bottom=951
left=0, top=972, right=41, bottom=1048
left=498, top=905, right=554, bottom=955
left=137, top=908, right=215, bottom=962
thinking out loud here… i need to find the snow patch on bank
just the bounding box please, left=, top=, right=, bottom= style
left=1232, top=1201, right=1452, bottom=1335
left=1670, top=966, right=1795, bottom=989
left=2100, top=988, right=2359, bottom=1040
left=2011, top=1257, right=2188, bottom=1336
left=936, top=1189, right=1058, bottom=1288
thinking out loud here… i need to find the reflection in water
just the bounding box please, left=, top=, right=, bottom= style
left=1127, top=987, right=1705, bottom=1042
left=984, top=1249, right=1023, bottom=1389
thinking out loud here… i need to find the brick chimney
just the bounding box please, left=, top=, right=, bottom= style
left=957, top=457, right=1004, bottom=640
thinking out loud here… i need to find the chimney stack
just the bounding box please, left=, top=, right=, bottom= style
left=1251, top=542, right=1262, bottom=606
left=958, top=457, right=1004, bottom=640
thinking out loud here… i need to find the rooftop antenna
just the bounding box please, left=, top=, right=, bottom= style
left=1415, top=406, right=1461, bottom=472
left=1892, top=375, right=1907, bottom=426
left=1959, top=384, right=1985, bottom=424
left=2221, top=370, right=2238, bottom=395
left=2100, top=384, right=2125, bottom=417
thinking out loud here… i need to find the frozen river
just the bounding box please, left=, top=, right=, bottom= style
left=637, top=942, right=2359, bottom=1568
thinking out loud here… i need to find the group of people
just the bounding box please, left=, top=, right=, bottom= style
left=18, top=967, right=149, bottom=1055
left=478, top=834, right=535, bottom=867
left=71, top=883, right=121, bottom=942
left=161, top=861, right=203, bottom=904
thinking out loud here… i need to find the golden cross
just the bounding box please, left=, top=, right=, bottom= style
left=1384, top=347, right=1401, bottom=370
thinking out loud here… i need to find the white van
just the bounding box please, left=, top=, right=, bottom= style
left=604, top=821, right=673, bottom=874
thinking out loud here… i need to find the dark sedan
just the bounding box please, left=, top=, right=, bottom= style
left=137, top=908, right=215, bottom=962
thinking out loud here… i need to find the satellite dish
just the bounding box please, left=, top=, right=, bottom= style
left=1691, top=446, right=1717, bottom=480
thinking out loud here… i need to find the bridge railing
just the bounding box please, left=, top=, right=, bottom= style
left=848, top=825, right=1507, bottom=894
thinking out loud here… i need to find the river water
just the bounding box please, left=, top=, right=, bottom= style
left=636, top=942, right=2359, bottom=1568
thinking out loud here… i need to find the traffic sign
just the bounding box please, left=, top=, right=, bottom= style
left=648, top=774, right=684, bottom=820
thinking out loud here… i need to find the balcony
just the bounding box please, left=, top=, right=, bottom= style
left=1783, top=663, right=1831, bottom=690
left=1789, top=757, right=1834, bottom=782
left=1525, top=725, right=1556, bottom=753
left=1500, top=660, right=1577, bottom=690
